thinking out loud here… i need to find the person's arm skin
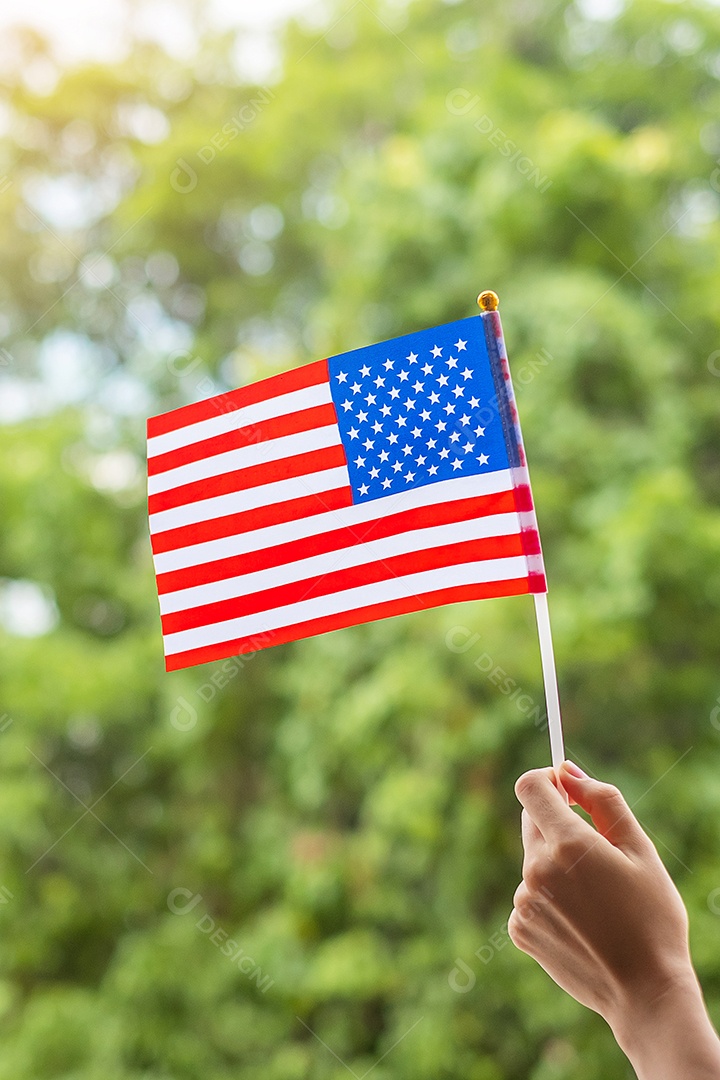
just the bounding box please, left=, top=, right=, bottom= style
left=510, top=760, right=720, bottom=1080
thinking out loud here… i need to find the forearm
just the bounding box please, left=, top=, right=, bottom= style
left=613, top=973, right=720, bottom=1080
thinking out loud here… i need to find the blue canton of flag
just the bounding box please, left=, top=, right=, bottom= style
left=328, top=317, right=510, bottom=504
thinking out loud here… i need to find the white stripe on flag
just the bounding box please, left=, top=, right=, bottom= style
left=163, top=555, right=529, bottom=656
left=148, top=424, right=341, bottom=495
left=159, top=511, right=523, bottom=614
left=152, top=470, right=515, bottom=571
left=147, top=382, right=333, bottom=459
left=149, top=465, right=351, bottom=534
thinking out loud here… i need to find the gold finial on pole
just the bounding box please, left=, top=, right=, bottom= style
left=477, top=290, right=499, bottom=312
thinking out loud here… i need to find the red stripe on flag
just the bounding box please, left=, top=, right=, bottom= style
left=510, top=484, right=544, bottom=566
left=149, top=486, right=354, bottom=555
left=156, top=489, right=519, bottom=595
left=146, top=358, right=329, bottom=439
left=161, top=533, right=526, bottom=635
left=519, top=529, right=541, bottom=555
left=511, top=484, right=534, bottom=512
left=148, top=444, right=347, bottom=515
left=164, top=577, right=532, bottom=671
left=148, top=403, right=338, bottom=477
left=528, top=571, right=547, bottom=593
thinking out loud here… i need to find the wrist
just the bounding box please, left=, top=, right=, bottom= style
left=611, top=968, right=720, bottom=1080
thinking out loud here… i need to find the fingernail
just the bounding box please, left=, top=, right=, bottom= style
left=561, top=760, right=587, bottom=778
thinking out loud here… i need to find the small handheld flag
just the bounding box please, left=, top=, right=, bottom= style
left=148, top=292, right=564, bottom=764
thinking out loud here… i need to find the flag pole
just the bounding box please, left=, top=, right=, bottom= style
left=477, top=291, right=566, bottom=771
left=533, top=593, right=565, bottom=769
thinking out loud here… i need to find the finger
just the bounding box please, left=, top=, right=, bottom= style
left=558, top=762, right=652, bottom=856
left=553, top=765, right=575, bottom=806
left=510, top=879, right=573, bottom=948
left=512, top=880, right=566, bottom=935
left=515, top=768, right=581, bottom=842
left=508, top=908, right=603, bottom=1014
left=521, top=808, right=544, bottom=869
left=512, top=879, right=530, bottom=911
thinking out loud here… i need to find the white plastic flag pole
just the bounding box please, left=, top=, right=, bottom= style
left=533, top=592, right=565, bottom=769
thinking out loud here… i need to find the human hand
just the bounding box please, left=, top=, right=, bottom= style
left=509, top=761, right=720, bottom=1079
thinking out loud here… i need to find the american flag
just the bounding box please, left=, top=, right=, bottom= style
left=148, top=314, right=545, bottom=672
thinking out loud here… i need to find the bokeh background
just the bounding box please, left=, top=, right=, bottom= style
left=1, top=0, right=720, bottom=1076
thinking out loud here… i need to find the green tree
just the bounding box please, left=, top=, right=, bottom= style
left=0, top=1, right=720, bottom=1076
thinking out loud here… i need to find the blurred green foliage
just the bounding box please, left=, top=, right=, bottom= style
left=1, top=0, right=720, bottom=1076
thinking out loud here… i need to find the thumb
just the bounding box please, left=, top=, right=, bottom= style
left=559, top=761, right=651, bottom=856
